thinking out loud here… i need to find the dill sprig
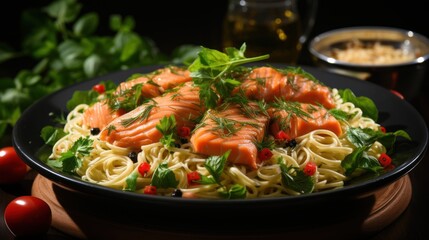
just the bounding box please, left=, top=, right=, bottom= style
left=120, top=99, right=157, bottom=127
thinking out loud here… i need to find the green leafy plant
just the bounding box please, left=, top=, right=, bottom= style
left=0, top=0, right=199, bottom=142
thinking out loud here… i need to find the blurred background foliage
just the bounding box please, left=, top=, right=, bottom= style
left=0, top=0, right=200, bottom=145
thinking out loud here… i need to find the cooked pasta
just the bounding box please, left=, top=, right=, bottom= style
left=48, top=86, right=385, bottom=199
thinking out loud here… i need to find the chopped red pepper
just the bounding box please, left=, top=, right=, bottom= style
left=143, top=185, right=157, bottom=195
left=303, top=161, right=317, bottom=176
left=92, top=84, right=105, bottom=94
left=378, top=153, right=392, bottom=167
left=138, top=162, right=151, bottom=176
left=258, top=148, right=273, bottom=161
left=177, top=126, right=191, bottom=138
left=379, top=126, right=386, bottom=133
left=275, top=130, right=291, bottom=141
left=187, top=171, right=201, bottom=185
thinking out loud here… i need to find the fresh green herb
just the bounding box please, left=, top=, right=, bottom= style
left=151, top=162, right=178, bottom=189
left=107, top=83, right=144, bottom=112
left=204, top=150, right=231, bottom=185
left=278, top=158, right=314, bottom=194
left=120, top=100, right=157, bottom=127
left=66, top=80, right=116, bottom=110
left=277, top=66, right=319, bottom=83
left=339, top=89, right=378, bottom=121
left=40, top=126, right=67, bottom=146
left=124, top=171, right=139, bottom=191
left=329, top=108, right=354, bottom=122
left=47, top=136, right=93, bottom=173
left=156, top=115, right=177, bottom=148
left=208, top=111, right=260, bottom=137
left=342, top=127, right=411, bottom=175
left=341, top=146, right=383, bottom=176
left=218, top=184, right=247, bottom=199
left=188, top=43, right=269, bottom=109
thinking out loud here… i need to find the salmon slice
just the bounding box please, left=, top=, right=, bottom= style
left=83, top=66, right=191, bottom=130
left=99, top=83, right=204, bottom=150
left=116, top=66, right=191, bottom=99
left=190, top=103, right=269, bottom=169
left=82, top=102, right=125, bottom=130
left=268, top=101, right=342, bottom=138
left=235, top=67, right=336, bottom=109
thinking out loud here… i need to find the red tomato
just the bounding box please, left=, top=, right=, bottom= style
left=4, top=196, right=52, bottom=237
left=303, top=161, right=317, bottom=176
left=258, top=148, right=273, bottom=161
left=0, top=146, right=28, bottom=184
left=143, top=185, right=157, bottom=195
left=92, top=84, right=105, bottom=94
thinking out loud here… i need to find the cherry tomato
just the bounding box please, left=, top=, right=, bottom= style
left=138, top=162, right=151, bottom=176
left=187, top=171, right=201, bottom=186
left=258, top=148, right=273, bottom=161
left=378, top=153, right=392, bottom=167
left=177, top=126, right=191, bottom=138
left=92, top=84, right=105, bottom=94
left=0, top=146, right=28, bottom=184
left=4, top=196, right=52, bottom=237
left=303, top=161, right=317, bottom=176
left=143, top=185, right=157, bottom=195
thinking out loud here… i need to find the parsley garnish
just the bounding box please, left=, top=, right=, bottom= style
left=156, top=115, right=177, bottom=148
left=47, top=136, right=94, bottom=174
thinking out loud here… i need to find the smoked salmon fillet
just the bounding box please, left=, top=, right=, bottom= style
left=99, top=83, right=204, bottom=150
left=190, top=103, right=269, bottom=169
left=83, top=66, right=192, bottom=130
left=235, top=67, right=336, bottom=109
left=268, top=101, right=342, bottom=138
left=116, top=66, right=191, bottom=99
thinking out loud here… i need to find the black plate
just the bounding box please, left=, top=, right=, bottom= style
left=12, top=64, right=428, bottom=233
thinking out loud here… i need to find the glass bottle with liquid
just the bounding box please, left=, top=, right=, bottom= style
left=222, top=0, right=318, bottom=65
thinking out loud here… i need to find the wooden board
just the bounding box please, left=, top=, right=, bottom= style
left=32, top=174, right=412, bottom=240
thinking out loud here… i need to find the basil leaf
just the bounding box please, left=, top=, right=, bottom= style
left=151, top=163, right=178, bottom=189
left=279, top=161, right=314, bottom=194
left=40, top=126, right=67, bottom=146
left=73, top=12, right=99, bottom=37
left=339, top=88, right=378, bottom=121
left=218, top=184, right=247, bottom=199
left=204, top=150, right=230, bottom=184
left=124, top=171, right=138, bottom=192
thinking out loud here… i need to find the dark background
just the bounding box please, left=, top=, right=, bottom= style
left=1, top=1, right=429, bottom=240
left=1, top=0, right=428, bottom=65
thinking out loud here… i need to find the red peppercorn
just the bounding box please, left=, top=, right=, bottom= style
left=275, top=130, right=291, bottom=141
left=187, top=171, right=201, bottom=185
left=378, top=153, right=392, bottom=167
left=258, top=148, right=273, bottom=161
left=143, top=185, right=157, bottom=195
left=138, top=162, right=151, bottom=176
left=92, top=84, right=105, bottom=94
left=303, top=162, right=317, bottom=176
left=177, top=126, right=191, bottom=138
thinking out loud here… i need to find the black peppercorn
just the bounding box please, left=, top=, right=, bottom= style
left=90, top=128, right=100, bottom=135
left=128, top=152, right=138, bottom=163
left=171, top=189, right=183, bottom=197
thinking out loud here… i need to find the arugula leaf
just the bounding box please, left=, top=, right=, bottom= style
left=339, top=88, right=378, bottom=121
left=188, top=43, right=269, bottom=109
left=151, top=162, right=178, bottom=189
left=279, top=159, right=314, bottom=194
